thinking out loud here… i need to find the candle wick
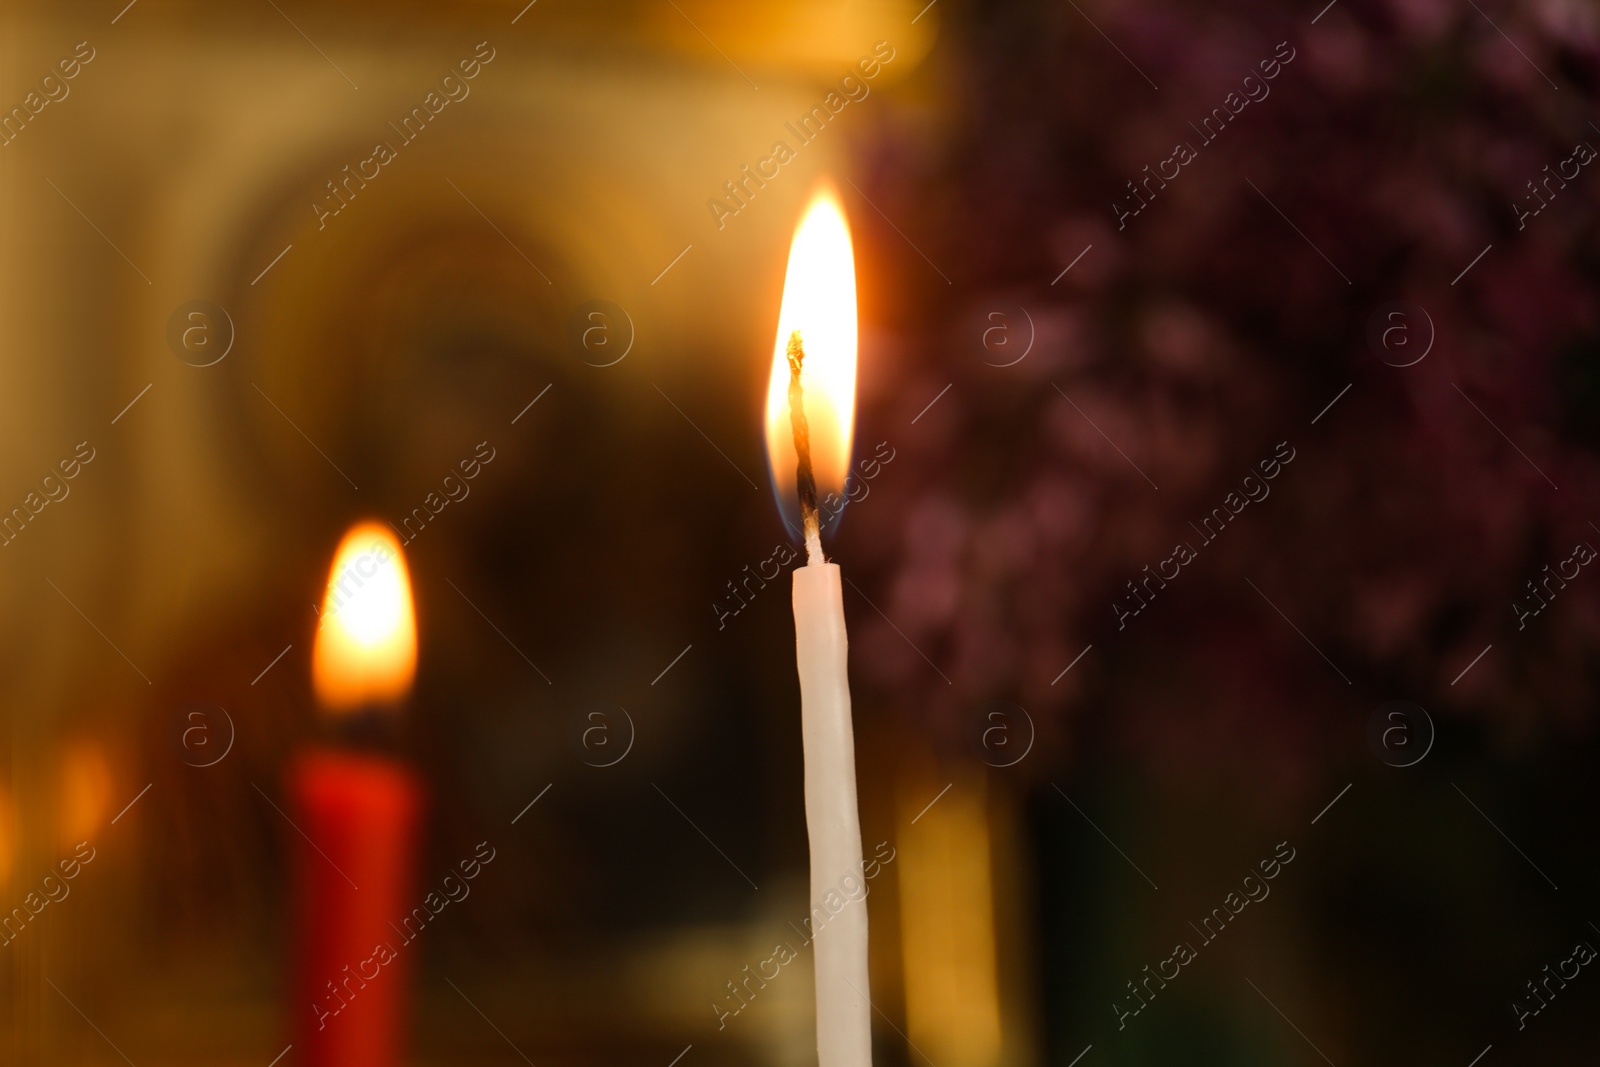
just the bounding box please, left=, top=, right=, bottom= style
left=785, top=330, right=824, bottom=566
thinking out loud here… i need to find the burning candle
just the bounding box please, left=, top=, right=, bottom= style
left=290, top=521, right=423, bottom=1067
left=764, top=183, right=872, bottom=1067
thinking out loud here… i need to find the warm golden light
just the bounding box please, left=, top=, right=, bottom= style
left=899, top=768, right=1004, bottom=1067
left=0, top=787, right=12, bottom=889
left=60, top=742, right=113, bottom=847
left=764, top=181, right=858, bottom=537
left=312, top=521, right=417, bottom=714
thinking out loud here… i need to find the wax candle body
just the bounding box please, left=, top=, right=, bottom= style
left=288, top=749, right=422, bottom=1067
left=793, top=561, right=872, bottom=1067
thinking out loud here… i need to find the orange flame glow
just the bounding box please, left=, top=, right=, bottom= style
left=764, top=182, right=858, bottom=536
left=312, top=522, right=417, bottom=714
left=59, top=742, right=113, bottom=847
left=0, top=787, right=12, bottom=888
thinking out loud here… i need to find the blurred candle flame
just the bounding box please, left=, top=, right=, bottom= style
left=0, top=787, right=11, bottom=889
left=764, top=182, right=857, bottom=536
left=60, top=742, right=113, bottom=847
left=312, top=522, right=417, bottom=714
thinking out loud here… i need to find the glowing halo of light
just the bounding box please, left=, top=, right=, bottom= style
left=312, top=522, right=417, bottom=713
left=763, top=182, right=858, bottom=539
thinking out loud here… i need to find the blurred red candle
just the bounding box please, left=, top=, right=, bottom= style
left=289, top=522, right=423, bottom=1067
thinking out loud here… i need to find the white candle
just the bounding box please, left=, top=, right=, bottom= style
left=793, top=560, right=872, bottom=1067
left=764, top=182, right=872, bottom=1067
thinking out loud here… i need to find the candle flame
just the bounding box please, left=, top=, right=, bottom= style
left=312, top=521, right=417, bottom=713
left=0, top=787, right=11, bottom=889
left=764, top=182, right=858, bottom=540
left=60, top=742, right=113, bottom=846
